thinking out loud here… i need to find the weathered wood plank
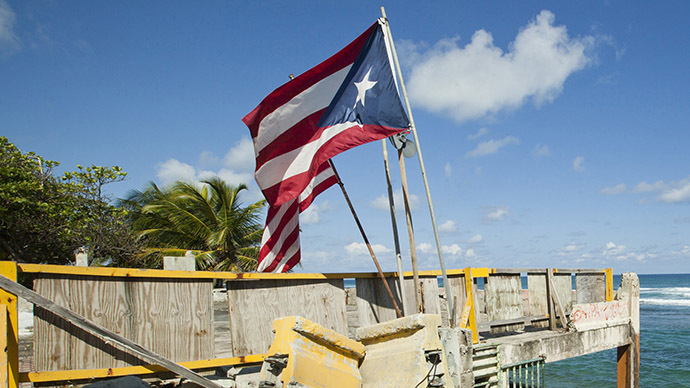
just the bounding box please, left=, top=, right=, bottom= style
left=130, top=280, right=213, bottom=363
left=576, top=273, right=606, bottom=303
left=34, top=276, right=213, bottom=371
left=485, top=275, right=524, bottom=333
left=444, top=275, right=467, bottom=327
left=355, top=277, right=403, bottom=327
left=0, top=275, right=221, bottom=388
left=67, top=276, right=135, bottom=368
left=528, top=273, right=572, bottom=328
left=34, top=277, right=72, bottom=371
left=226, top=279, right=347, bottom=356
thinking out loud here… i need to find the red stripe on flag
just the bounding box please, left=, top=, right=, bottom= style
left=254, top=109, right=326, bottom=171
left=257, top=163, right=336, bottom=272
left=242, top=23, right=376, bottom=137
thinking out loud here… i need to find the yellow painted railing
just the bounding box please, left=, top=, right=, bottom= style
left=0, top=261, right=614, bottom=387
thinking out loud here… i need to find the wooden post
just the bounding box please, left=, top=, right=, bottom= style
left=548, top=271, right=569, bottom=330
left=381, top=139, right=407, bottom=315
left=329, top=160, right=403, bottom=318
left=605, top=268, right=614, bottom=302
left=0, top=262, right=18, bottom=388
left=0, top=304, right=7, bottom=388
left=398, top=149, right=423, bottom=313
left=546, top=268, right=557, bottom=331
left=462, top=267, right=478, bottom=343
left=617, top=273, right=640, bottom=388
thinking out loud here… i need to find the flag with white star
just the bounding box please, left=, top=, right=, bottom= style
left=317, top=20, right=410, bottom=141
left=243, top=19, right=409, bottom=272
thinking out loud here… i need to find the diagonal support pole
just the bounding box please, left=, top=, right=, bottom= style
left=329, top=160, right=403, bottom=318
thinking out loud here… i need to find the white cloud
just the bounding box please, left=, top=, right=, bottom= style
left=659, top=179, right=690, bottom=203
left=632, top=180, right=665, bottom=193
left=486, top=206, right=509, bottom=221
left=445, top=162, right=452, bottom=177
left=439, top=220, right=456, bottom=232
left=630, top=176, right=690, bottom=204
left=371, top=188, right=421, bottom=212
left=156, top=159, right=197, bottom=185
left=198, top=151, right=220, bottom=167
left=600, top=183, right=626, bottom=195
left=301, top=200, right=331, bottom=224
left=468, top=128, right=490, bottom=139
left=407, top=10, right=594, bottom=122
left=602, top=242, right=656, bottom=262
left=564, top=244, right=583, bottom=252
left=602, top=241, right=626, bottom=257
left=0, top=0, right=19, bottom=51
left=155, top=137, right=260, bottom=197
left=466, top=136, right=520, bottom=158
left=442, top=244, right=463, bottom=256
left=468, top=234, right=483, bottom=244
left=216, top=168, right=254, bottom=186
left=417, top=242, right=434, bottom=254
left=465, top=249, right=476, bottom=258
left=557, top=243, right=584, bottom=256
left=223, top=137, right=255, bottom=171
left=572, top=156, right=585, bottom=172
left=345, top=242, right=391, bottom=256
left=418, top=242, right=465, bottom=257
left=532, top=144, right=551, bottom=157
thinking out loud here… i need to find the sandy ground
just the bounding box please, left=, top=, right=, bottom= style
left=17, top=289, right=235, bottom=373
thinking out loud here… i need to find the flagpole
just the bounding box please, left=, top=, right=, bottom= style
left=380, top=7, right=455, bottom=326
left=381, top=139, right=408, bottom=316
left=398, top=148, right=423, bottom=313
left=328, top=159, right=403, bottom=318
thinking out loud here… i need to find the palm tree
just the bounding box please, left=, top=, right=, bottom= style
left=123, top=177, right=265, bottom=271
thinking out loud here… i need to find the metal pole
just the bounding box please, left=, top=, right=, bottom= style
left=380, top=7, right=454, bottom=324
left=382, top=139, right=408, bottom=315
left=398, top=148, right=423, bottom=313
left=328, top=160, right=403, bottom=318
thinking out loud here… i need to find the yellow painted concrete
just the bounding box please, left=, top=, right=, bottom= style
left=356, top=314, right=452, bottom=388
left=265, top=316, right=364, bottom=388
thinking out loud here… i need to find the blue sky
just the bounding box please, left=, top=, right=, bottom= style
left=2, top=1, right=689, bottom=274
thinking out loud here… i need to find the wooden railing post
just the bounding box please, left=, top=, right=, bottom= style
left=546, top=268, right=557, bottom=331
left=605, top=268, right=614, bottom=302
left=461, top=267, right=478, bottom=343
left=0, top=262, right=18, bottom=388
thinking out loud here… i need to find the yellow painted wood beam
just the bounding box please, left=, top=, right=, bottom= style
left=605, top=268, right=614, bottom=302
left=19, top=355, right=266, bottom=383
left=0, top=262, right=18, bottom=388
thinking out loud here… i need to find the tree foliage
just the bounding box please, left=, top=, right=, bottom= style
left=124, top=178, right=265, bottom=271
left=0, top=137, right=139, bottom=266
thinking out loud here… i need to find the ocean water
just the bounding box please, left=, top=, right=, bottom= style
left=546, top=274, right=690, bottom=387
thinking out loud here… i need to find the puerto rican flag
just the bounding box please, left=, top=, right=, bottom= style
left=243, top=19, right=410, bottom=272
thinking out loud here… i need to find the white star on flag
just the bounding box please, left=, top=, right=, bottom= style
left=353, top=68, right=377, bottom=108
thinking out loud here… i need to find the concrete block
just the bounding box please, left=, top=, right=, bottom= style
left=163, top=252, right=196, bottom=271
left=356, top=314, right=452, bottom=388
left=259, top=316, right=365, bottom=388
left=438, top=327, right=473, bottom=388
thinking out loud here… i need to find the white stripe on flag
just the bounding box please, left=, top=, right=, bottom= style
left=257, top=200, right=299, bottom=272
left=299, top=165, right=336, bottom=203
left=253, top=66, right=352, bottom=155
left=255, top=121, right=361, bottom=190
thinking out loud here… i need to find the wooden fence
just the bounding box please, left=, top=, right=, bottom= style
left=0, top=262, right=613, bottom=387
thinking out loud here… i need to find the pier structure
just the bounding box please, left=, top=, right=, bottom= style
left=0, top=262, right=639, bottom=387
